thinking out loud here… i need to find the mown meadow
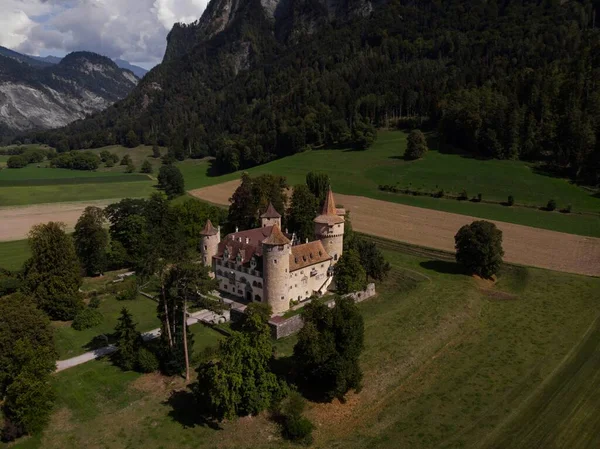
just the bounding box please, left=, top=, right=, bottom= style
left=5, top=241, right=599, bottom=449
left=179, top=131, right=600, bottom=237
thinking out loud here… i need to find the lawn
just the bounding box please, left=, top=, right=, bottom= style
left=9, top=242, right=600, bottom=449
left=53, top=292, right=161, bottom=360
left=179, top=131, right=600, bottom=237
left=0, top=239, right=30, bottom=271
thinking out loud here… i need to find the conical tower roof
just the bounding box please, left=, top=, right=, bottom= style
left=314, top=188, right=344, bottom=224
left=262, top=224, right=291, bottom=246
left=200, top=219, right=218, bottom=236
left=260, top=202, right=281, bottom=219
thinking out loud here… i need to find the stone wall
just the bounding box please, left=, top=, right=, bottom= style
left=268, top=283, right=376, bottom=339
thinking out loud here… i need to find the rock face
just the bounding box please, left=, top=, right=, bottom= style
left=0, top=50, right=138, bottom=132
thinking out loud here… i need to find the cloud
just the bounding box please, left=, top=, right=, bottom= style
left=0, top=0, right=210, bottom=67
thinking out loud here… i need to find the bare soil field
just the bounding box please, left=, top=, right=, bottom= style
left=0, top=200, right=114, bottom=241
left=189, top=180, right=600, bottom=277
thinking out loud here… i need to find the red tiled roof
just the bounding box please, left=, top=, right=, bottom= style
left=262, top=224, right=291, bottom=246
left=200, top=219, right=218, bottom=236
left=260, top=202, right=281, bottom=219
left=315, top=188, right=345, bottom=225
left=289, top=240, right=331, bottom=271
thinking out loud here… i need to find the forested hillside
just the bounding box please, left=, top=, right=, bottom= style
left=30, top=0, right=600, bottom=184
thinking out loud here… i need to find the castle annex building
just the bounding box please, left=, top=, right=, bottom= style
left=200, top=188, right=345, bottom=315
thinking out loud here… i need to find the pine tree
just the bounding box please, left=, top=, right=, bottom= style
left=113, top=308, right=142, bottom=371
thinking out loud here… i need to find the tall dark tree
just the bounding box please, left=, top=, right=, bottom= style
left=334, top=249, right=367, bottom=294
left=157, top=165, right=185, bottom=198
left=305, top=172, right=330, bottom=208
left=192, top=303, right=284, bottom=420
left=287, top=184, right=318, bottom=241
left=23, top=222, right=84, bottom=320
left=455, top=220, right=504, bottom=278
left=294, top=298, right=364, bottom=402
left=113, top=308, right=142, bottom=371
left=73, top=206, right=109, bottom=276
left=0, top=294, right=56, bottom=440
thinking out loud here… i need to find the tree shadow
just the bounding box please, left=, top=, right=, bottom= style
left=83, top=333, right=116, bottom=352
left=419, top=260, right=463, bottom=275
left=164, top=389, right=222, bottom=430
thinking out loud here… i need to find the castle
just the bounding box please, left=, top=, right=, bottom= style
left=200, top=188, right=345, bottom=315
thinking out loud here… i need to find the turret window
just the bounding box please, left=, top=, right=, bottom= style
left=204, top=245, right=207, bottom=250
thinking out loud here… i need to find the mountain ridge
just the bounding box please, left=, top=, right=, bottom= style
left=0, top=50, right=138, bottom=133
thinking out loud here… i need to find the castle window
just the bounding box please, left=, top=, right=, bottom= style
left=254, top=295, right=261, bottom=302
left=319, top=251, right=322, bottom=256
left=334, top=254, right=338, bottom=261
left=204, top=245, right=207, bottom=250
left=302, top=256, right=306, bottom=262
left=281, top=296, right=285, bottom=300
left=252, top=281, right=257, bottom=287
left=274, top=259, right=278, bottom=264
left=224, top=285, right=228, bottom=290
left=217, top=270, right=223, bottom=276
left=258, top=282, right=262, bottom=288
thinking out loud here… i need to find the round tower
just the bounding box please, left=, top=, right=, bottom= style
left=314, top=188, right=345, bottom=264
left=200, top=219, right=220, bottom=273
left=262, top=225, right=291, bottom=315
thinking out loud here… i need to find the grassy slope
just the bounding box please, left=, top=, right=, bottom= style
left=179, top=131, right=600, bottom=237
left=0, top=239, right=30, bottom=271
left=8, top=245, right=599, bottom=449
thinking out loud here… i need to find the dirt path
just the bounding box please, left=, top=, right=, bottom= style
left=0, top=200, right=115, bottom=241
left=189, top=180, right=600, bottom=277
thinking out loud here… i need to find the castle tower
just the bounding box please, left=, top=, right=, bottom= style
left=200, top=219, right=220, bottom=272
left=262, top=225, right=291, bottom=315
left=314, top=188, right=345, bottom=264
left=260, top=202, right=282, bottom=228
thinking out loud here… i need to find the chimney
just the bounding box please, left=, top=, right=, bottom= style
left=305, top=238, right=309, bottom=244
left=245, top=237, right=249, bottom=244
left=235, top=226, right=239, bottom=233
left=285, top=228, right=288, bottom=234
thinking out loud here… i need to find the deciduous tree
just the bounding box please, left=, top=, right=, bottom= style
left=23, top=222, right=84, bottom=320
left=157, top=165, right=185, bottom=198
left=454, top=220, right=504, bottom=278
left=287, top=184, right=318, bottom=241
left=73, top=206, right=108, bottom=276
left=405, top=129, right=428, bottom=160
left=334, top=249, right=367, bottom=294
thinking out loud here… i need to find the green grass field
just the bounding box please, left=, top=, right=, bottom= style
left=0, top=239, right=30, bottom=271
left=0, top=145, right=161, bottom=206
left=7, top=242, right=599, bottom=449
left=179, top=131, right=600, bottom=237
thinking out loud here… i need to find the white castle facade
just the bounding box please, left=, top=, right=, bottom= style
left=200, top=188, right=345, bottom=315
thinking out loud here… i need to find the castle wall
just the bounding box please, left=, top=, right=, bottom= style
left=287, top=261, right=332, bottom=304
left=261, top=217, right=281, bottom=228
left=263, top=244, right=290, bottom=315
left=214, top=259, right=264, bottom=302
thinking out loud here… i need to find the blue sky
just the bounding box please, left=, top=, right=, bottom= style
left=0, top=1, right=210, bottom=69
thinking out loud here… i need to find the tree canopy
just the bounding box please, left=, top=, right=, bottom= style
left=455, top=220, right=505, bottom=278
left=73, top=206, right=109, bottom=276
left=157, top=165, right=185, bottom=199
left=22, top=222, right=84, bottom=320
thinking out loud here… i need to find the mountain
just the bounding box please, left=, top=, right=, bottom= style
left=0, top=51, right=138, bottom=132
left=31, top=0, right=600, bottom=185
left=29, top=55, right=64, bottom=65
left=27, top=53, right=149, bottom=79
left=114, top=60, right=148, bottom=78
left=0, top=46, right=52, bottom=68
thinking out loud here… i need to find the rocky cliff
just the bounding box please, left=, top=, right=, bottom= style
left=0, top=50, right=138, bottom=133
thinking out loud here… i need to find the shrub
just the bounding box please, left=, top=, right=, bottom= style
left=140, top=159, right=153, bottom=174
left=405, top=129, right=428, bottom=160
left=116, top=279, right=138, bottom=301
left=455, top=220, right=504, bottom=279
left=477, top=193, right=483, bottom=202
left=105, top=159, right=115, bottom=168
left=434, top=189, right=444, bottom=198
left=7, top=155, right=28, bottom=168
left=507, top=195, right=514, bottom=206
left=561, top=204, right=572, bottom=214
left=88, top=296, right=101, bottom=309
left=72, top=309, right=103, bottom=330
left=280, top=391, right=314, bottom=445
left=1, top=417, right=24, bottom=442
left=458, top=189, right=468, bottom=200
left=136, top=347, right=159, bottom=373
left=125, top=161, right=136, bottom=173
left=546, top=199, right=557, bottom=211
left=120, top=154, right=132, bottom=166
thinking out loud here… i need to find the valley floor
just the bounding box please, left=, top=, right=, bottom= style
left=190, top=181, right=600, bottom=277
left=5, top=245, right=600, bottom=449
